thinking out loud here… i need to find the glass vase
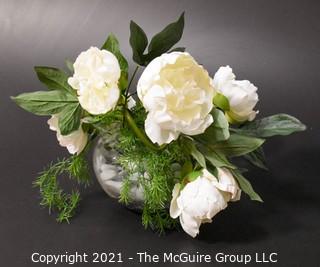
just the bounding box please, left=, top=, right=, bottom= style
left=92, top=130, right=144, bottom=211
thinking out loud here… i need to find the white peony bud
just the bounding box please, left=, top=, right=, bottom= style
left=170, top=168, right=241, bottom=237
left=137, top=52, right=215, bottom=145
left=68, top=47, right=121, bottom=115
left=213, top=66, right=258, bottom=123
left=47, top=115, right=88, bottom=155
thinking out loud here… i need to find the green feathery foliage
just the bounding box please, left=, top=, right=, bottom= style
left=83, top=108, right=123, bottom=133
left=33, top=154, right=91, bottom=223
left=119, top=176, right=131, bottom=205
left=116, top=103, right=186, bottom=233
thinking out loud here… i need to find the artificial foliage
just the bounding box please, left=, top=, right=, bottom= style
left=12, top=13, right=306, bottom=236
left=33, top=154, right=90, bottom=222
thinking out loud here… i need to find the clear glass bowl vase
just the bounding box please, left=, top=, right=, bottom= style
left=92, top=131, right=144, bottom=211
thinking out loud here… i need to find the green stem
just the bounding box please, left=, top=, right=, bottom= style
left=125, top=65, right=139, bottom=104
left=123, top=66, right=167, bottom=151
left=122, top=65, right=139, bottom=127
left=124, top=109, right=162, bottom=151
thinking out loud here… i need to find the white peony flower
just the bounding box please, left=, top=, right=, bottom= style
left=68, top=47, right=121, bottom=115
left=137, top=52, right=215, bottom=145
left=47, top=115, right=88, bottom=155
left=213, top=65, right=258, bottom=123
left=170, top=168, right=241, bottom=237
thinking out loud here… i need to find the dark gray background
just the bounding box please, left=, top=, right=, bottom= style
left=1, top=0, right=319, bottom=266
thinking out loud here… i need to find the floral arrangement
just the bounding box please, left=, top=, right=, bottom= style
left=12, top=13, right=306, bottom=237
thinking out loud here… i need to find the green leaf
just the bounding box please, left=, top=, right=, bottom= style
left=198, top=144, right=236, bottom=169
left=58, top=104, right=82, bottom=135
left=101, top=33, right=129, bottom=90
left=232, top=114, right=306, bottom=137
left=146, top=12, right=185, bottom=61
left=209, top=133, right=265, bottom=157
left=244, top=147, right=268, bottom=170
left=231, top=169, right=263, bottom=202
left=201, top=150, right=236, bottom=169
left=197, top=108, right=230, bottom=143
left=34, top=66, right=75, bottom=95
left=213, top=93, right=230, bottom=111
left=185, top=139, right=206, bottom=168
left=129, top=13, right=185, bottom=66
left=11, top=90, right=78, bottom=115
left=212, top=108, right=229, bottom=130
left=169, top=47, right=186, bottom=52
left=129, top=21, right=148, bottom=65
left=65, top=59, right=74, bottom=74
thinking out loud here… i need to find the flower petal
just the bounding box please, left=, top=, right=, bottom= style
left=47, top=115, right=88, bottom=155
left=169, top=183, right=182, bottom=219
left=179, top=212, right=201, bottom=238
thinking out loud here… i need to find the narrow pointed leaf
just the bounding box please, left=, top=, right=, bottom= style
left=232, top=114, right=306, bottom=137
left=129, top=21, right=148, bottom=65
left=205, top=150, right=236, bottom=169
left=147, top=12, right=185, bottom=60
left=185, top=139, right=206, bottom=168
left=198, top=144, right=236, bottom=169
left=231, top=169, right=263, bottom=202
left=34, top=66, right=75, bottom=95
left=244, top=147, right=268, bottom=170
left=209, top=133, right=265, bottom=157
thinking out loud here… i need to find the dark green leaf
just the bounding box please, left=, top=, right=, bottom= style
left=244, top=147, right=268, bottom=170
left=197, top=108, right=229, bottom=143
left=146, top=12, right=185, bottom=61
left=58, top=104, right=82, bottom=135
left=198, top=144, right=236, bottom=169
left=169, top=47, right=186, bottom=52
left=129, top=21, right=148, bottom=65
left=101, top=33, right=129, bottom=90
left=205, top=150, right=236, bottom=169
left=185, top=139, right=206, bottom=168
left=231, top=169, right=263, bottom=202
left=11, top=90, right=78, bottom=115
left=209, top=133, right=265, bottom=157
left=233, top=114, right=306, bottom=137
left=34, top=66, right=75, bottom=95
